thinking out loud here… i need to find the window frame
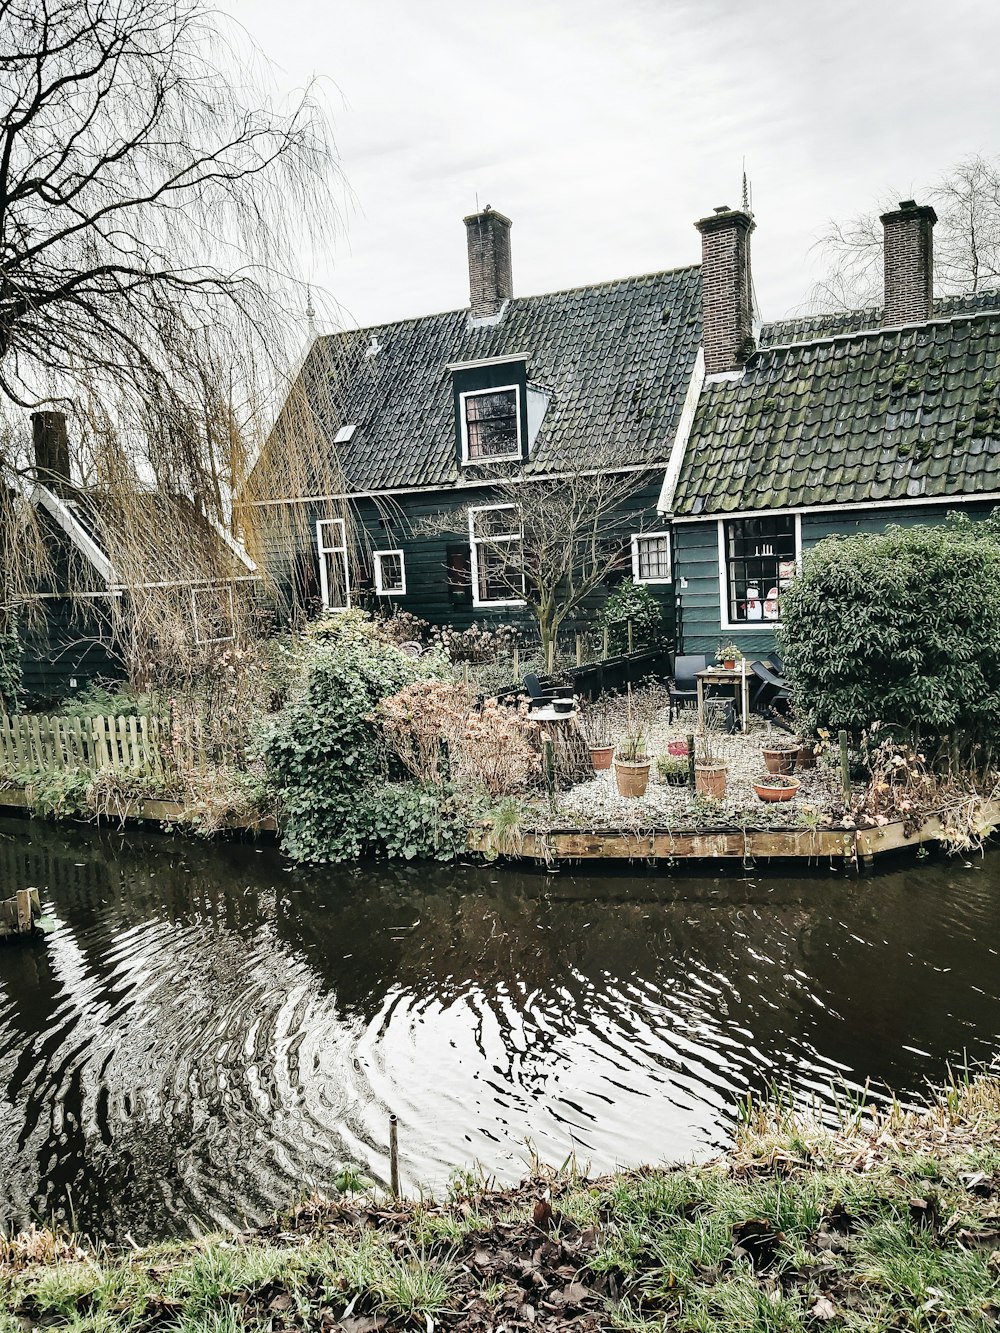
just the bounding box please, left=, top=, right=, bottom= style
left=373, top=548, right=406, bottom=596
left=316, top=517, right=351, bottom=611
left=631, top=530, right=673, bottom=585
left=717, top=514, right=801, bottom=631
left=468, top=503, right=525, bottom=608
left=459, top=384, right=523, bottom=465
left=191, top=583, right=236, bottom=646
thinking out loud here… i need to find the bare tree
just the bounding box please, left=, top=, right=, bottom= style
left=0, top=0, right=344, bottom=688
left=811, top=154, right=1000, bottom=312
left=424, top=451, right=657, bottom=671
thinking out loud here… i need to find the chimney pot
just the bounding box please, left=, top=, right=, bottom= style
left=880, top=200, right=937, bottom=325
left=695, top=206, right=756, bottom=376
left=31, top=411, right=71, bottom=490
left=464, top=207, right=513, bottom=320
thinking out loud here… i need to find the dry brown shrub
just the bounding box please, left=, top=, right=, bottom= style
left=457, top=699, right=541, bottom=798
left=377, top=680, right=473, bottom=782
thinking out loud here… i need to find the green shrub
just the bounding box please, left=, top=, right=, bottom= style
left=779, top=518, right=1000, bottom=737
left=599, top=578, right=663, bottom=655
left=264, top=629, right=467, bottom=862
left=57, top=681, right=151, bottom=720
left=0, top=619, right=21, bottom=714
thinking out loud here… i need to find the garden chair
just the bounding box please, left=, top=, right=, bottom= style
left=749, top=659, right=791, bottom=715
left=522, top=673, right=559, bottom=712
left=668, top=654, right=709, bottom=722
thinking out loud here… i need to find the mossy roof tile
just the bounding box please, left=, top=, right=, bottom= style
left=674, top=291, right=1000, bottom=514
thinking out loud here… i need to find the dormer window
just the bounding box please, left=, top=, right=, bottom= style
left=460, top=385, right=522, bottom=463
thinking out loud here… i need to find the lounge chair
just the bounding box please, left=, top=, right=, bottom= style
left=749, top=659, right=791, bottom=714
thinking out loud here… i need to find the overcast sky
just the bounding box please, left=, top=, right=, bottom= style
left=231, top=0, right=1000, bottom=333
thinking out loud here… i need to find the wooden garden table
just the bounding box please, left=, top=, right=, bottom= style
left=695, top=664, right=751, bottom=734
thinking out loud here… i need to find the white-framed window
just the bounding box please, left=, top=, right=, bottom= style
left=316, top=517, right=351, bottom=611
left=631, top=531, right=672, bottom=584
left=373, top=548, right=406, bottom=596
left=717, top=513, right=801, bottom=629
left=192, top=584, right=235, bottom=645
left=469, top=504, right=525, bottom=607
left=459, top=385, right=522, bottom=464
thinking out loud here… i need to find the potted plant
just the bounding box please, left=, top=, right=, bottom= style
left=656, top=755, right=689, bottom=787
left=716, top=641, right=743, bottom=671
left=694, top=714, right=728, bottom=799
left=615, top=731, right=651, bottom=798
left=753, top=774, right=801, bottom=803
left=580, top=698, right=615, bottom=771
left=761, top=742, right=798, bottom=775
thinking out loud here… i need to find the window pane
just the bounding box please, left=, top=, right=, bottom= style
left=193, top=587, right=234, bottom=644
left=377, top=552, right=403, bottom=592
left=477, top=544, right=521, bottom=602
left=637, top=536, right=670, bottom=581
left=322, top=549, right=348, bottom=608
left=465, top=390, right=519, bottom=459
left=725, top=516, right=795, bottom=623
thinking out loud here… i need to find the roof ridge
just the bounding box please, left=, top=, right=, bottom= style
left=320, top=264, right=702, bottom=342
left=751, top=301, right=1000, bottom=359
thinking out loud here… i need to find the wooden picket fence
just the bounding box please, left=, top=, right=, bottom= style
left=0, top=713, right=209, bottom=776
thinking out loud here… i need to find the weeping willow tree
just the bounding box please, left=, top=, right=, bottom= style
left=0, top=0, right=351, bottom=693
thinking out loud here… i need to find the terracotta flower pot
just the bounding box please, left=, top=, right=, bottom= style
left=695, top=764, right=727, bottom=799
left=615, top=759, right=651, bottom=798
left=796, top=743, right=817, bottom=770
left=762, top=746, right=798, bottom=776
left=723, top=659, right=736, bottom=670
left=753, top=776, right=801, bottom=803
left=590, top=745, right=614, bottom=771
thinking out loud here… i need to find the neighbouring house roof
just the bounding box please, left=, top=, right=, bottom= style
left=254, top=267, right=703, bottom=498
left=671, top=290, right=1000, bottom=517
left=33, top=487, right=257, bottom=592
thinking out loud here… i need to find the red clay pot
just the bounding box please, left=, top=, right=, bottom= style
left=614, top=759, right=651, bottom=798
left=754, top=776, right=801, bottom=803
left=590, top=745, right=614, bottom=771
left=762, top=746, right=798, bottom=776
left=695, top=764, right=727, bottom=800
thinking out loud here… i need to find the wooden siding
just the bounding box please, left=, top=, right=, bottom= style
left=675, top=502, right=996, bottom=657
left=259, top=475, right=677, bottom=645
left=19, top=598, right=124, bottom=707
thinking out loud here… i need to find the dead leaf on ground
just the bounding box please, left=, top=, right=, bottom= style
left=810, top=1295, right=838, bottom=1321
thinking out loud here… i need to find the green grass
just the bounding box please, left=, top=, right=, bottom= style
left=3, top=1077, right=1000, bottom=1332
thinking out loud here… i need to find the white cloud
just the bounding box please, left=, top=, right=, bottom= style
left=230, top=0, right=1000, bottom=328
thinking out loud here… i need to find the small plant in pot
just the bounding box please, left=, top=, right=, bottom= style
left=716, top=641, right=743, bottom=671
left=753, top=773, right=801, bottom=803
left=579, top=697, right=615, bottom=771
left=656, top=755, right=689, bottom=787
left=694, top=713, right=728, bottom=799
left=615, top=730, right=651, bottom=798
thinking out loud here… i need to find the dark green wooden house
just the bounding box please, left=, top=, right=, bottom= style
left=18, top=413, right=259, bottom=706
left=248, top=207, right=703, bottom=646
left=661, top=201, right=1000, bottom=657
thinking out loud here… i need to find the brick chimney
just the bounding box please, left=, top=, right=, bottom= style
left=880, top=200, right=937, bottom=325
left=464, top=205, right=512, bottom=320
left=695, top=205, right=755, bottom=376
left=32, top=411, right=71, bottom=490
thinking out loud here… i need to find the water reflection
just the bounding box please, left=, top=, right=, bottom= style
left=0, top=817, right=998, bottom=1241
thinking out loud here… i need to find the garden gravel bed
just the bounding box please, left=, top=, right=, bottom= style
left=526, top=704, right=858, bottom=834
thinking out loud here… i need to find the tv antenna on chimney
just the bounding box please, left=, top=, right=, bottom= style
left=741, top=161, right=752, bottom=213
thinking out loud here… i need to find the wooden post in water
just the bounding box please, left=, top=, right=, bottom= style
left=839, top=730, right=851, bottom=805
left=389, top=1113, right=400, bottom=1198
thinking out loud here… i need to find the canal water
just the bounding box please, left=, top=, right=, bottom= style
left=0, top=815, right=998, bottom=1242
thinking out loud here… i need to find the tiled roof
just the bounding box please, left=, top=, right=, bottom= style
left=259, top=267, right=703, bottom=495
left=672, top=291, right=1000, bottom=516
left=759, top=292, right=1000, bottom=348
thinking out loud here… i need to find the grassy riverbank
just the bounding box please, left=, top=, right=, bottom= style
left=3, top=1077, right=1000, bottom=1332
